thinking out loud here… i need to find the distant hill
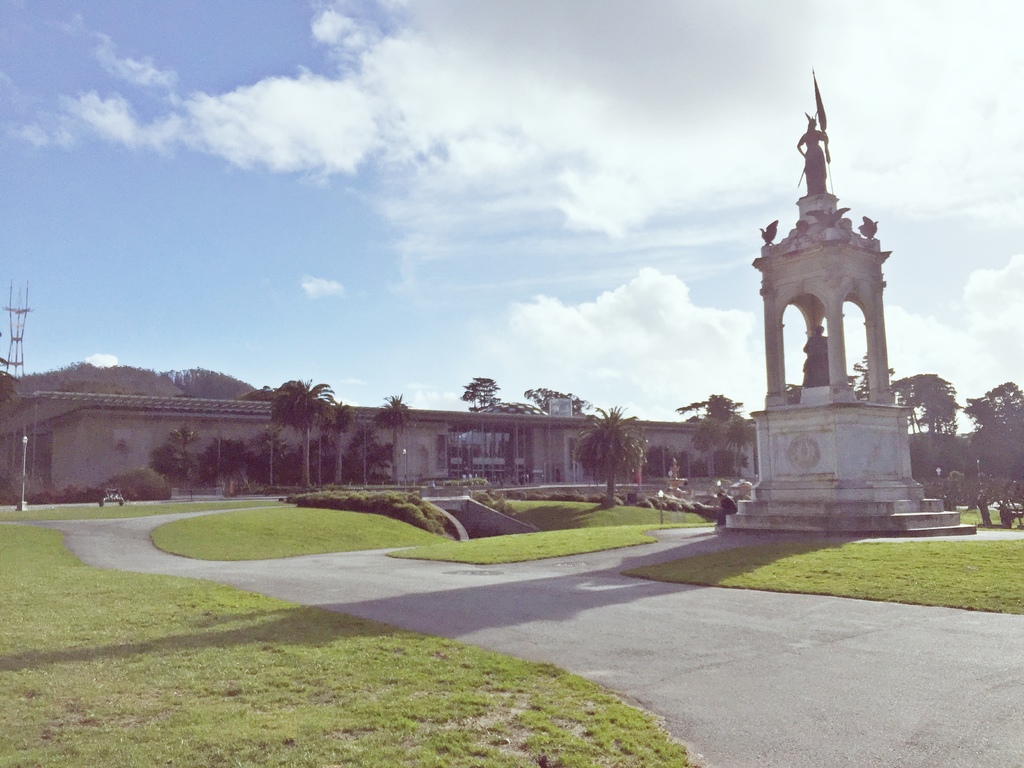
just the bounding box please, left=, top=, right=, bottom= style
left=16, top=364, right=256, bottom=399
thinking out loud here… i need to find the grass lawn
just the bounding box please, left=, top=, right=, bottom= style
left=391, top=525, right=683, bottom=565
left=958, top=507, right=1024, bottom=532
left=1, top=525, right=689, bottom=767
left=505, top=500, right=711, bottom=531
left=626, top=540, right=1024, bottom=613
left=152, top=506, right=446, bottom=560
left=0, top=499, right=281, bottom=523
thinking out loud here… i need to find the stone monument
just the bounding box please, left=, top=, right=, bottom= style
left=728, top=84, right=972, bottom=536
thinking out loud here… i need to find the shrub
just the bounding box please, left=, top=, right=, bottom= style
left=28, top=485, right=103, bottom=505
left=470, top=490, right=517, bottom=516
left=288, top=491, right=453, bottom=538
left=106, top=467, right=172, bottom=501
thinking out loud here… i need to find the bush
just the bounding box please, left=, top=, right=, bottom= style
left=470, top=490, right=517, bottom=516
left=28, top=485, right=103, bottom=505
left=106, top=467, right=172, bottom=501
left=288, top=491, right=454, bottom=538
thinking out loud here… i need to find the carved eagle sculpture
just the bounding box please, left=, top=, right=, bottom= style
left=760, top=220, right=779, bottom=245
left=858, top=216, right=879, bottom=239
left=806, top=207, right=851, bottom=229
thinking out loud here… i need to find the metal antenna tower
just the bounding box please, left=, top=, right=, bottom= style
left=5, top=282, right=30, bottom=378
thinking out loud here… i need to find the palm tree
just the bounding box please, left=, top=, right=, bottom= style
left=326, top=399, right=354, bottom=484
left=574, top=406, right=646, bottom=506
left=271, top=380, right=335, bottom=487
left=375, top=394, right=411, bottom=484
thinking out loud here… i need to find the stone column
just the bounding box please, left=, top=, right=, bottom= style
left=825, top=303, right=848, bottom=392
left=762, top=287, right=787, bottom=406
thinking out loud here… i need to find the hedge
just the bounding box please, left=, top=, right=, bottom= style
left=287, top=490, right=453, bottom=538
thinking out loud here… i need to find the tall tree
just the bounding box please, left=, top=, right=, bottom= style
left=326, top=399, right=354, bottom=484
left=150, top=424, right=200, bottom=486
left=678, top=395, right=752, bottom=476
left=271, top=380, right=335, bottom=487
left=849, top=355, right=895, bottom=401
left=965, top=382, right=1024, bottom=479
left=574, top=406, right=646, bottom=506
left=375, top=394, right=412, bottom=483
left=892, top=374, right=959, bottom=435
left=461, top=377, right=501, bottom=412
left=523, top=388, right=591, bottom=416
left=677, top=394, right=743, bottom=422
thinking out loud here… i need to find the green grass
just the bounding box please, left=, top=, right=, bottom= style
left=152, top=507, right=447, bottom=560
left=958, top=506, right=1024, bottom=531
left=505, top=500, right=710, bottom=531
left=0, top=499, right=281, bottom=522
left=391, top=525, right=683, bottom=564
left=626, top=540, right=1024, bottom=613
left=1, top=524, right=688, bottom=767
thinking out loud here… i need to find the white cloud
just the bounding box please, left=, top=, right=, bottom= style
left=884, top=254, right=1024, bottom=401
left=301, top=275, right=345, bottom=298
left=488, top=268, right=761, bottom=420
left=93, top=33, right=177, bottom=89
left=407, top=388, right=465, bottom=411
left=58, top=2, right=1024, bottom=239
left=67, top=92, right=181, bottom=150
left=85, top=353, right=118, bottom=368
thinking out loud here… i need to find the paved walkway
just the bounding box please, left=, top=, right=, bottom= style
left=24, top=512, right=1024, bottom=768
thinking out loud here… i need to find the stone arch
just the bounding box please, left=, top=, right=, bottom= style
left=842, top=285, right=892, bottom=403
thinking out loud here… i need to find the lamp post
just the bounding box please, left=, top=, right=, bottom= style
left=402, top=448, right=408, bottom=487
left=16, top=434, right=28, bottom=512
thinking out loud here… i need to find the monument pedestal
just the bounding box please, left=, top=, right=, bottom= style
left=731, top=395, right=970, bottom=535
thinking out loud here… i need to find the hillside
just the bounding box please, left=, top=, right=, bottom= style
left=16, top=364, right=255, bottom=399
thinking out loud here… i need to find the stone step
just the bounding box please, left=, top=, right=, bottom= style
left=727, top=511, right=975, bottom=536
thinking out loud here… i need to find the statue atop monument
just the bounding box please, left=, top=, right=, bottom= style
left=802, top=325, right=829, bottom=388
left=797, top=73, right=830, bottom=197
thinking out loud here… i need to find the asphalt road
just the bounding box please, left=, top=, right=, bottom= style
left=26, top=512, right=1024, bottom=768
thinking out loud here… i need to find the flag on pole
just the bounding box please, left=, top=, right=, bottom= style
left=813, top=71, right=827, bottom=132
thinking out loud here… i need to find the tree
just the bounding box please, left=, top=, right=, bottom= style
left=325, top=399, right=354, bottom=484
left=725, top=416, right=756, bottom=475
left=197, top=438, right=250, bottom=487
left=892, top=374, right=959, bottom=435
left=524, top=388, right=591, bottom=416
left=849, top=355, right=895, bottom=401
left=271, top=380, right=335, bottom=487
left=461, top=377, right=501, bottom=412
left=677, top=395, right=751, bottom=477
left=150, top=423, right=200, bottom=486
left=375, top=394, right=412, bottom=484
left=574, top=406, right=646, bottom=506
left=677, top=394, right=743, bottom=423
left=342, top=425, right=393, bottom=484
left=692, top=417, right=727, bottom=476
left=965, top=382, right=1024, bottom=479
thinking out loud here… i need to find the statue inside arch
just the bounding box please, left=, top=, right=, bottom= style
left=802, top=325, right=829, bottom=388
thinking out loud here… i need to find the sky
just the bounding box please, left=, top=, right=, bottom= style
left=3, top=1, right=1024, bottom=424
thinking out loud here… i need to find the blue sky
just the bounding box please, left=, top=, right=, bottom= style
left=3, top=1, right=1024, bottom=421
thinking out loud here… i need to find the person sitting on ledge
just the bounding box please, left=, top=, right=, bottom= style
left=716, top=491, right=738, bottom=528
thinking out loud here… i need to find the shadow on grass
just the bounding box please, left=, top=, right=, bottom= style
left=0, top=606, right=397, bottom=674
left=623, top=535, right=848, bottom=586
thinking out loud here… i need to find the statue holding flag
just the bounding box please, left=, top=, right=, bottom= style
left=797, top=73, right=830, bottom=196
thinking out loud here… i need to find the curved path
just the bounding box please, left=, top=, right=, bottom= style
left=27, top=511, right=1024, bottom=768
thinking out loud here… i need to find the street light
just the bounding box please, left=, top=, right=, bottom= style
left=402, top=447, right=408, bottom=486
left=16, top=435, right=28, bottom=512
